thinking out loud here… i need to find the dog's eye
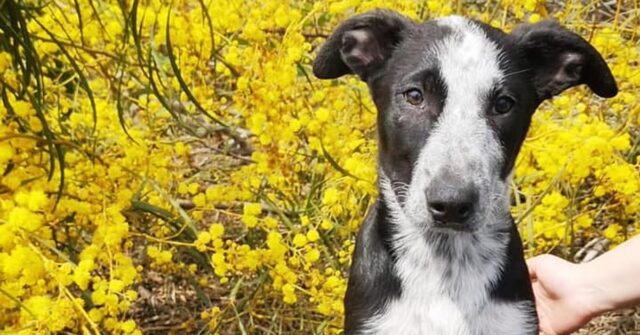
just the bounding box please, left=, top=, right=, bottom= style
left=493, top=96, right=515, bottom=115
left=404, top=89, right=424, bottom=106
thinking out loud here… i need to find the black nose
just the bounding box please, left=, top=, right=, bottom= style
left=428, top=199, right=474, bottom=224
left=426, top=173, right=478, bottom=226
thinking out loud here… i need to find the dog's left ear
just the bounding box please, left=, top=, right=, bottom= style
left=313, top=10, right=413, bottom=81
left=510, top=20, right=617, bottom=100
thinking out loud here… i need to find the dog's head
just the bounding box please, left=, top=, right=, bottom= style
left=313, top=10, right=616, bottom=234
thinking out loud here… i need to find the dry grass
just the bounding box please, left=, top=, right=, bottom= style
left=580, top=308, right=640, bottom=335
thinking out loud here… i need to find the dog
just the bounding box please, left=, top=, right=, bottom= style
left=312, top=10, right=617, bottom=335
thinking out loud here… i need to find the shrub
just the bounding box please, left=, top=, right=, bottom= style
left=0, top=0, right=638, bottom=333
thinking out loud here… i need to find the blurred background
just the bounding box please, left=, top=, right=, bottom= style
left=0, top=0, right=638, bottom=334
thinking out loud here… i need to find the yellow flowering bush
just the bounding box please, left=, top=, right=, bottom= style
left=0, top=0, right=638, bottom=333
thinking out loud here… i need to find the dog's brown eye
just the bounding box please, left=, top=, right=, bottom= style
left=404, top=89, right=424, bottom=106
left=493, top=96, right=515, bottom=115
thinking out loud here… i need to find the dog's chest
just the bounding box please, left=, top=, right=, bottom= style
left=364, top=292, right=535, bottom=335
left=360, top=236, right=537, bottom=335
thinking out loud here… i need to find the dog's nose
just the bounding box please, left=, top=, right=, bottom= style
left=426, top=173, right=478, bottom=226
left=428, top=198, right=475, bottom=224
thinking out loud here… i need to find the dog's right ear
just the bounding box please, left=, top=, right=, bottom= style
left=313, top=10, right=413, bottom=81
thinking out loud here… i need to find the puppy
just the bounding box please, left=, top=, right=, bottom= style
left=313, top=10, right=616, bottom=335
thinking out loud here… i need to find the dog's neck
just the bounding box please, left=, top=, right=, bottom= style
left=358, top=192, right=536, bottom=335
left=342, top=176, right=535, bottom=334
left=377, top=172, right=514, bottom=299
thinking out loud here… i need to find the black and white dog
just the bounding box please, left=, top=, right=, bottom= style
left=313, top=10, right=617, bottom=335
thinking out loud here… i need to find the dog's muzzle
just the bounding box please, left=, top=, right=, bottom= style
left=425, top=171, right=479, bottom=230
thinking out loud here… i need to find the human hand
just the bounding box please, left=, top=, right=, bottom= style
left=527, top=254, right=608, bottom=335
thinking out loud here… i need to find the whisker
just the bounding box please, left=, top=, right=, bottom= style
left=502, top=68, right=533, bottom=79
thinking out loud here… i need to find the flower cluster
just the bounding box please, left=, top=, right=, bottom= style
left=0, top=0, right=638, bottom=334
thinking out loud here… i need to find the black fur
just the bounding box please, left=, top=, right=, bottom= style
left=343, top=200, right=402, bottom=334
left=490, top=220, right=535, bottom=303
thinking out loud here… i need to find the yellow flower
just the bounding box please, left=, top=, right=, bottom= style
left=282, top=283, right=297, bottom=304
left=209, top=223, right=225, bottom=239
left=243, top=202, right=262, bottom=216
left=73, top=259, right=94, bottom=290
left=242, top=215, right=258, bottom=228
left=120, top=319, right=137, bottom=333
left=306, top=229, right=320, bottom=242
left=292, top=233, right=307, bottom=247
left=320, top=219, right=334, bottom=231
left=0, top=52, right=11, bottom=73
left=305, top=248, right=320, bottom=263
left=528, top=13, right=541, bottom=23
left=13, top=100, right=33, bottom=118
left=147, top=246, right=172, bottom=265
left=322, top=188, right=339, bottom=206
left=27, top=190, right=48, bottom=211
left=193, top=193, right=206, bottom=207
left=0, top=143, right=14, bottom=165
left=188, top=183, right=200, bottom=195
left=8, top=207, right=42, bottom=231
left=604, top=224, right=621, bottom=240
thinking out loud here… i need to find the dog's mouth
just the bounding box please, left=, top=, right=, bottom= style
left=433, top=222, right=466, bottom=231
left=429, top=219, right=478, bottom=233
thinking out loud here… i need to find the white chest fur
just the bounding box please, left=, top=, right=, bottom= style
left=363, top=292, right=535, bottom=335
left=360, top=230, right=537, bottom=335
